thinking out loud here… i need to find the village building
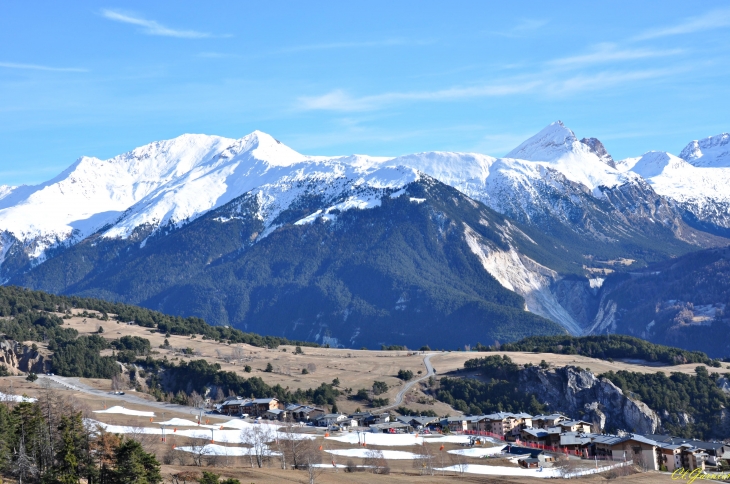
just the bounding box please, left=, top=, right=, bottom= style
left=243, top=398, right=284, bottom=417
left=559, top=420, right=592, bottom=433
left=219, top=397, right=252, bottom=416
left=591, top=434, right=660, bottom=470
left=531, top=414, right=568, bottom=429
left=441, top=416, right=468, bottom=432
left=370, top=421, right=412, bottom=433
left=285, top=404, right=325, bottom=422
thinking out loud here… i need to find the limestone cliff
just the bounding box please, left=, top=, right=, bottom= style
left=517, top=365, right=661, bottom=434
left=0, top=339, right=51, bottom=374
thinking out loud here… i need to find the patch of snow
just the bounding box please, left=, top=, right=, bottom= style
left=0, top=392, right=37, bottom=402
left=409, top=197, right=426, bottom=204
left=447, top=445, right=506, bottom=457
left=176, top=444, right=280, bottom=457
left=589, top=278, right=604, bottom=289
left=93, top=406, right=155, bottom=417
left=156, top=418, right=201, bottom=427
left=325, top=448, right=422, bottom=460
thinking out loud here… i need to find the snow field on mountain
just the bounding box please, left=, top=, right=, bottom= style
left=5, top=120, right=729, bottom=268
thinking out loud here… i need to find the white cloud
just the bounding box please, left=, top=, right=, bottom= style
left=634, top=8, right=730, bottom=40
left=0, top=62, right=87, bottom=72
left=101, top=9, right=212, bottom=39
left=298, top=82, right=540, bottom=112
left=547, top=68, right=676, bottom=95
left=278, top=38, right=427, bottom=53
left=297, top=66, right=674, bottom=112
left=490, top=18, right=549, bottom=37
left=548, top=43, right=683, bottom=67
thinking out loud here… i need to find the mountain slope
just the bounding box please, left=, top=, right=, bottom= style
left=680, top=133, right=730, bottom=167
left=618, top=148, right=730, bottom=236
left=588, top=246, right=730, bottom=358
left=13, top=176, right=568, bottom=348
left=4, top=122, right=730, bottom=348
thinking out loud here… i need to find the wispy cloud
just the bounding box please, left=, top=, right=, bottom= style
left=298, top=82, right=540, bottom=111
left=0, top=62, right=87, bottom=72
left=101, top=9, right=212, bottom=38
left=548, top=43, right=683, bottom=67
left=299, top=67, right=677, bottom=112
left=634, top=8, right=730, bottom=40
left=546, top=68, right=677, bottom=95
left=197, top=52, right=237, bottom=59
left=513, top=18, right=549, bottom=32
left=277, top=38, right=430, bottom=53
left=491, top=18, right=549, bottom=37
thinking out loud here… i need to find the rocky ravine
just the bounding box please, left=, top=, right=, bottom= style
left=518, top=366, right=661, bottom=434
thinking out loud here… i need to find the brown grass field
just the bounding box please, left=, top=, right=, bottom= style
left=0, top=310, right=720, bottom=484
left=49, top=311, right=720, bottom=416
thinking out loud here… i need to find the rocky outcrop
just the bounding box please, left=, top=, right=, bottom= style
left=517, top=366, right=661, bottom=434
left=0, top=339, right=50, bottom=374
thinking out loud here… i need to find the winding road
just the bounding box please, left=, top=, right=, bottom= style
left=37, top=352, right=439, bottom=416
left=38, top=375, right=207, bottom=418
left=379, top=352, right=436, bottom=411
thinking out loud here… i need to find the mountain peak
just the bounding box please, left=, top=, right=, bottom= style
left=679, top=133, right=730, bottom=167
left=505, top=121, right=583, bottom=162
left=630, top=151, right=689, bottom=178
left=227, top=130, right=308, bottom=167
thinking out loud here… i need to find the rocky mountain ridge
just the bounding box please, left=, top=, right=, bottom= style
left=2, top=122, right=730, bottom=352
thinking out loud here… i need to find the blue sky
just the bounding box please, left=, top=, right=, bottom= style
left=1, top=1, right=730, bottom=185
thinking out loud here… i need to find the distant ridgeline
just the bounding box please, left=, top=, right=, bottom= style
left=474, top=335, right=723, bottom=365
left=0, top=285, right=319, bottom=348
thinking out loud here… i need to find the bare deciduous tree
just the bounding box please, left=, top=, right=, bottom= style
left=231, top=346, right=245, bottom=361
left=241, top=425, right=274, bottom=468
left=363, top=449, right=389, bottom=474
left=188, top=437, right=212, bottom=467
left=189, top=390, right=204, bottom=409
left=279, top=419, right=309, bottom=470
left=413, top=443, right=434, bottom=476
left=299, top=438, right=324, bottom=484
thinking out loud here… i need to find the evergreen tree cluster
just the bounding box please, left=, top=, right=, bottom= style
left=479, top=335, right=713, bottom=365
left=0, top=285, right=318, bottom=350
left=141, top=358, right=341, bottom=407
left=0, top=397, right=161, bottom=484
left=601, top=367, right=730, bottom=439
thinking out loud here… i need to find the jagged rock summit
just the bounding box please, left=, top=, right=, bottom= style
left=504, top=120, right=615, bottom=168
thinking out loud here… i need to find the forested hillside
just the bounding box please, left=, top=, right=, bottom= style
left=438, top=355, right=730, bottom=440
left=14, top=178, right=566, bottom=349
left=479, top=334, right=718, bottom=365
left=594, top=246, right=730, bottom=357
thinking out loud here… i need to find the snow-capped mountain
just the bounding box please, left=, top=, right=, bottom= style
left=3, top=120, right=730, bottom=343
left=679, top=133, right=730, bottom=167
left=617, top=137, right=730, bottom=233
left=0, top=134, right=234, bottom=262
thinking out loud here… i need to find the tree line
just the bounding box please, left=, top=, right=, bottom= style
left=473, top=334, right=715, bottom=365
